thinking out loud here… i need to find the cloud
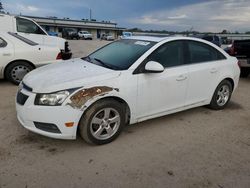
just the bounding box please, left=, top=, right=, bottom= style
left=129, top=0, right=250, bottom=32
left=26, top=6, right=39, bottom=12
left=4, top=2, right=57, bottom=16
left=168, top=14, right=187, bottom=20
left=17, top=4, right=39, bottom=13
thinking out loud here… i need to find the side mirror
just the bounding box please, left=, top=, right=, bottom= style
left=144, top=61, right=164, bottom=73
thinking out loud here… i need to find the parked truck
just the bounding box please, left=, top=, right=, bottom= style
left=228, top=39, right=250, bottom=77
left=0, top=13, right=72, bottom=60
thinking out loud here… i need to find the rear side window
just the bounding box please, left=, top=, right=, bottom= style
left=0, top=37, right=7, bottom=47
left=148, top=41, right=184, bottom=68
left=16, top=17, right=46, bottom=35
left=187, top=41, right=226, bottom=64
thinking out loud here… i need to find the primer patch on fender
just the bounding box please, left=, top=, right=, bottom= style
left=67, top=86, right=118, bottom=109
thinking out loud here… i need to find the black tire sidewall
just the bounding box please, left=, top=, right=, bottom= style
left=5, top=61, right=33, bottom=85
left=80, top=100, right=125, bottom=145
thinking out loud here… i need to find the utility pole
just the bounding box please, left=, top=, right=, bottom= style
left=89, top=8, right=92, bottom=20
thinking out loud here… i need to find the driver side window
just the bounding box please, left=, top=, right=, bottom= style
left=16, top=18, right=46, bottom=35
left=147, top=41, right=184, bottom=68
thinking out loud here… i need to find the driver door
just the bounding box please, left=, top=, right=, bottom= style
left=135, top=40, right=188, bottom=121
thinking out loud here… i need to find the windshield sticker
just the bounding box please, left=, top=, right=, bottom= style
left=134, top=41, right=150, bottom=46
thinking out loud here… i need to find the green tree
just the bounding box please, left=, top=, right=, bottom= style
left=0, top=1, right=3, bottom=12
left=221, top=30, right=228, bottom=34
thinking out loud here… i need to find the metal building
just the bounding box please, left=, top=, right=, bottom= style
left=25, top=15, right=124, bottom=39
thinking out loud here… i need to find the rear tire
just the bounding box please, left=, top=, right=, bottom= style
left=5, top=61, right=34, bottom=85
left=79, top=99, right=125, bottom=145
left=208, top=80, right=232, bottom=110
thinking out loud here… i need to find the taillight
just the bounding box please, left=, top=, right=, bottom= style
left=56, top=52, right=62, bottom=60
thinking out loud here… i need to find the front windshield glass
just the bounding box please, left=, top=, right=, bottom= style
left=85, top=39, right=156, bottom=70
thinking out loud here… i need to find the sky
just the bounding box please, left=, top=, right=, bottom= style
left=2, top=0, right=250, bottom=33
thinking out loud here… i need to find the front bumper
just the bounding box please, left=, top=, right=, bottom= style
left=16, top=88, right=82, bottom=140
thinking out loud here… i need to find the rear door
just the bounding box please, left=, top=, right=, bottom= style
left=184, top=40, right=227, bottom=105
left=0, top=36, right=14, bottom=76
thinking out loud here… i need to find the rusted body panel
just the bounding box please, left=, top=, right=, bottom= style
left=68, top=86, right=118, bottom=109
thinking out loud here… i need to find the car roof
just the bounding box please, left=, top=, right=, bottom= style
left=124, top=35, right=223, bottom=44
left=125, top=35, right=209, bottom=43
left=125, top=36, right=168, bottom=42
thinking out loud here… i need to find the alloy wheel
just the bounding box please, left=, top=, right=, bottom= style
left=90, top=107, right=121, bottom=140
left=216, top=85, right=230, bottom=106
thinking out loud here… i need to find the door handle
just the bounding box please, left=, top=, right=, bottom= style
left=176, top=75, right=187, bottom=81
left=3, top=53, right=11, bottom=56
left=210, top=68, right=218, bottom=73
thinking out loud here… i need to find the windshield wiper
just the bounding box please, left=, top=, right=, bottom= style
left=93, top=58, right=115, bottom=69
left=82, top=56, right=120, bottom=70
left=82, top=56, right=91, bottom=62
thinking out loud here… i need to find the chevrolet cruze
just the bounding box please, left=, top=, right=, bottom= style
left=16, top=36, right=240, bottom=145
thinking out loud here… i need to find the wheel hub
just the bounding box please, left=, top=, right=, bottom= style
left=102, top=120, right=109, bottom=128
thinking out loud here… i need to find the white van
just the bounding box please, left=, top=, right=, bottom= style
left=0, top=13, right=72, bottom=59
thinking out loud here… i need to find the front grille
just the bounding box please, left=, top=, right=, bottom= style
left=23, top=83, right=33, bottom=92
left=16, top=92, right=29, bottom=105
left=34, top=122, right=61, bottom=134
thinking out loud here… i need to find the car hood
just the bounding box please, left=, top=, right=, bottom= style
left=23, top=58, right=120, bottom=93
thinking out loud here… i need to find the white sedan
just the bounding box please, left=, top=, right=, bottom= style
left=78, top=31, right=93, bottom=40
left=16, top=36, right=240, bottom=145
left=0, top=32, right=62, bottom=84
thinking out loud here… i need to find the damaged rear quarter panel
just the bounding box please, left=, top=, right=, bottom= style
left=67, top=86, right=119, bottom=109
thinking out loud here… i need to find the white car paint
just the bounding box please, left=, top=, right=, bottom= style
left=78, top=31, right=93, bottom=39
left=0, top=32, right=61, bottom=79
left=0, top=13, right=67, bottom=51
left=16, top=36, right=240, bottom=140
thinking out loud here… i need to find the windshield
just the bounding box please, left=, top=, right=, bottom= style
left=84, top=39, right=156, bottom=70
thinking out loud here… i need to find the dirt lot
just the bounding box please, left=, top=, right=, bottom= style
left=0, top=40, right=250, bottom=188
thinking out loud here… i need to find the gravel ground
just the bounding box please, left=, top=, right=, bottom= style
left=0, top=40, right=250, bottom=188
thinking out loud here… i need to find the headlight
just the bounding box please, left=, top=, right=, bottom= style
left=35, top=91, right=70, bottom=106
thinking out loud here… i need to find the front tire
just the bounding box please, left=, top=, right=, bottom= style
left=208, top=80, right=232, bottom=110
left=5, top=61, right=34, bottom=85
left=79, top=99, right=125, bottom=145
